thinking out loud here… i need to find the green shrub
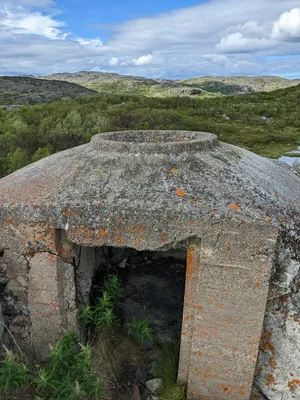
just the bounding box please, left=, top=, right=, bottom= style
left=127, top=317, right=153, bottom=343
left=35, top=331, right=102, bottom=400
left=102, top=274, right=120, bottom=301
left=77, top=304, right=93, bottom=327
left=0, top=350, right=31, bottom=391
left=93, top=292, right=116, bottom=330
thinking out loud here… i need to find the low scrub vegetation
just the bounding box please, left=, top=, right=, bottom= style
left=0, top=332, right=101, bottom=400
left=1, top=84, right=300, bottom=177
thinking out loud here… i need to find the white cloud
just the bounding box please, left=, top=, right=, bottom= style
left=132, top=54, right=153, bottom=66
left=216, top=33, right=273, bottom=53
left=0, top=9, right=67, bottom=40
left=0, top=0, right=54, bottom=6
left=109, top=57, right=119, bottom=66
left=272, top=8, right=300, bottom=41
left=1, top=0, right=300, bottom=78
left=76, top=38, right=103, bottom=47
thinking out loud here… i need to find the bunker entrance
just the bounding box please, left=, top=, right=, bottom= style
left=74, top=245, right=187, bottom=344
left=74, top=245, right=187, bottom=399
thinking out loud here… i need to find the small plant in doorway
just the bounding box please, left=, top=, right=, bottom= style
left=127, top=317, right=154, bottom=343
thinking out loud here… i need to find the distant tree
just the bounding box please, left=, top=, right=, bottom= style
left=31, top=145, right=53, bottom=163
left=7, top=148, right=30, bottom=174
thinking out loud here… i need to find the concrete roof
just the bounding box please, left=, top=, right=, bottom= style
left=1, top=130, right=300, bottom=251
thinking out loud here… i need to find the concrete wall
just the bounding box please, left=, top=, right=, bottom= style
left=178, top=224, right=277, bottom=400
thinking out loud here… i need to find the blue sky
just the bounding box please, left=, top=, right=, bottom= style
left=0, top=0, right=300, bottom=78
left=60, top=0, right=205, bottom=40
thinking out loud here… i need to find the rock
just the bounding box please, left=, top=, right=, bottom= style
left=118, top=258, right=127, bottom=269
left=132, top=383, right=142, bottom=400
left=255, top=222, right=300, bottom=399
left=146, top=378, right=162, bottom=394
left=222, top=113, right=230, bottom=120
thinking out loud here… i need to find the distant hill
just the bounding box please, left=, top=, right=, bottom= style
left=179, top=76, right=300, bottom=94
left=41, top=71, right=216, bottom=98
left=0, top=76, right=98, bottom=106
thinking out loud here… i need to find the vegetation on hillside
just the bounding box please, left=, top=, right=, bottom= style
left=42, top=72, right=215, bottom=98
left=1, top=84, right=300, bottom=177
left=0, top=76, right=98, bottom=106
left=180, top=75, right=300, bottom=93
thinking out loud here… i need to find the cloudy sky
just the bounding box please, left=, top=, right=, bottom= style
left=0, top=0, right=300, bottom=79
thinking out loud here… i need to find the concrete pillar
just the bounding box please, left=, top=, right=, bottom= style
left=178, top=226, right=276, bottom=400
left=28, top=253, right=77, bottom=360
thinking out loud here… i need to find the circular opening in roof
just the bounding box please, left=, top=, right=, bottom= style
left=101, top=130, right=212, bottom=143
left=90, top=130, right=218, bottom=153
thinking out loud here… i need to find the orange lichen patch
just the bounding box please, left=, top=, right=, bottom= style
left=195, top=305, right=204, bottom=310
left=197, top=351, right=203, bottom=356
left=266, top=374, right=276, bottom=386
left=217, top=304, right=224, bottom=309
left=290, top=373, right=295, bottom=377
left=255, top=281, right=262, bottom=287
left=161, top=231, right=167, bottom=241
left=225, top=240, right=231, bottom=247
left=265, top=216, right=272, bottom=224
left=175, top=189, right=185, bottom=197
left=255, top=245, right=263, bottom=252
left=274, top=192, right=279, bottom=197
left=133, top=225, right=143, bottom=233
left=5, top=218, right=12, bottom=224
left=281, top=295, right=288, bottom=304
left=288, top=380, right=300, bottom=393
left=260, top=330, right=275, bottom=352
left=115, top=237, right=125, bottom=245
left=62, top=208, right=74, bottom=217
left=186, top=247, right=194, bottom=280
left=228, top=203, right=241, bottom=211
left=97, top=228, right=107, bottom=238
left=269, top=355, right=277, bottom=369
left=184, top=315, right=190, bottom=322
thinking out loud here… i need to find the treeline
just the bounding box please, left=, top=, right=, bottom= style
left=1, top=86, right=300, bottom=177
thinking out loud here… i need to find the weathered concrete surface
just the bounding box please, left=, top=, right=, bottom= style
left=0, top=131, right=300, bottom=254
left=1, top=131, right=300, bottom=396
left=28, top=252, right=77, bottom=360
left=179, top=225, right=277, bottom=399
left=255, top=221, right=300, bottom=400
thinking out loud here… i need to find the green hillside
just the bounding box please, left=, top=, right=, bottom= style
left=0, top=83, right=299, bottom=178
left=42, top=72, right=216, bottom=98
left=0, top=76, right=98, bottom=106
left=179, top=75, right=300, bottom=94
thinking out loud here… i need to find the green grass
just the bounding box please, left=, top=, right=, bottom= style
left=154, top=342, right=186, bottom=400
left=282, top=152, right=300, bottom=157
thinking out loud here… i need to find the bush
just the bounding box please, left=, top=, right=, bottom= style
left=35, top=331, right=102, bottom=400
left=0, top=351, right=31, bottom=391
left=127, top=317, right=153, bottom=343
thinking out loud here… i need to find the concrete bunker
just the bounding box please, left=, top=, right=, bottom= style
left=1, top=130, right=300, bottom=399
